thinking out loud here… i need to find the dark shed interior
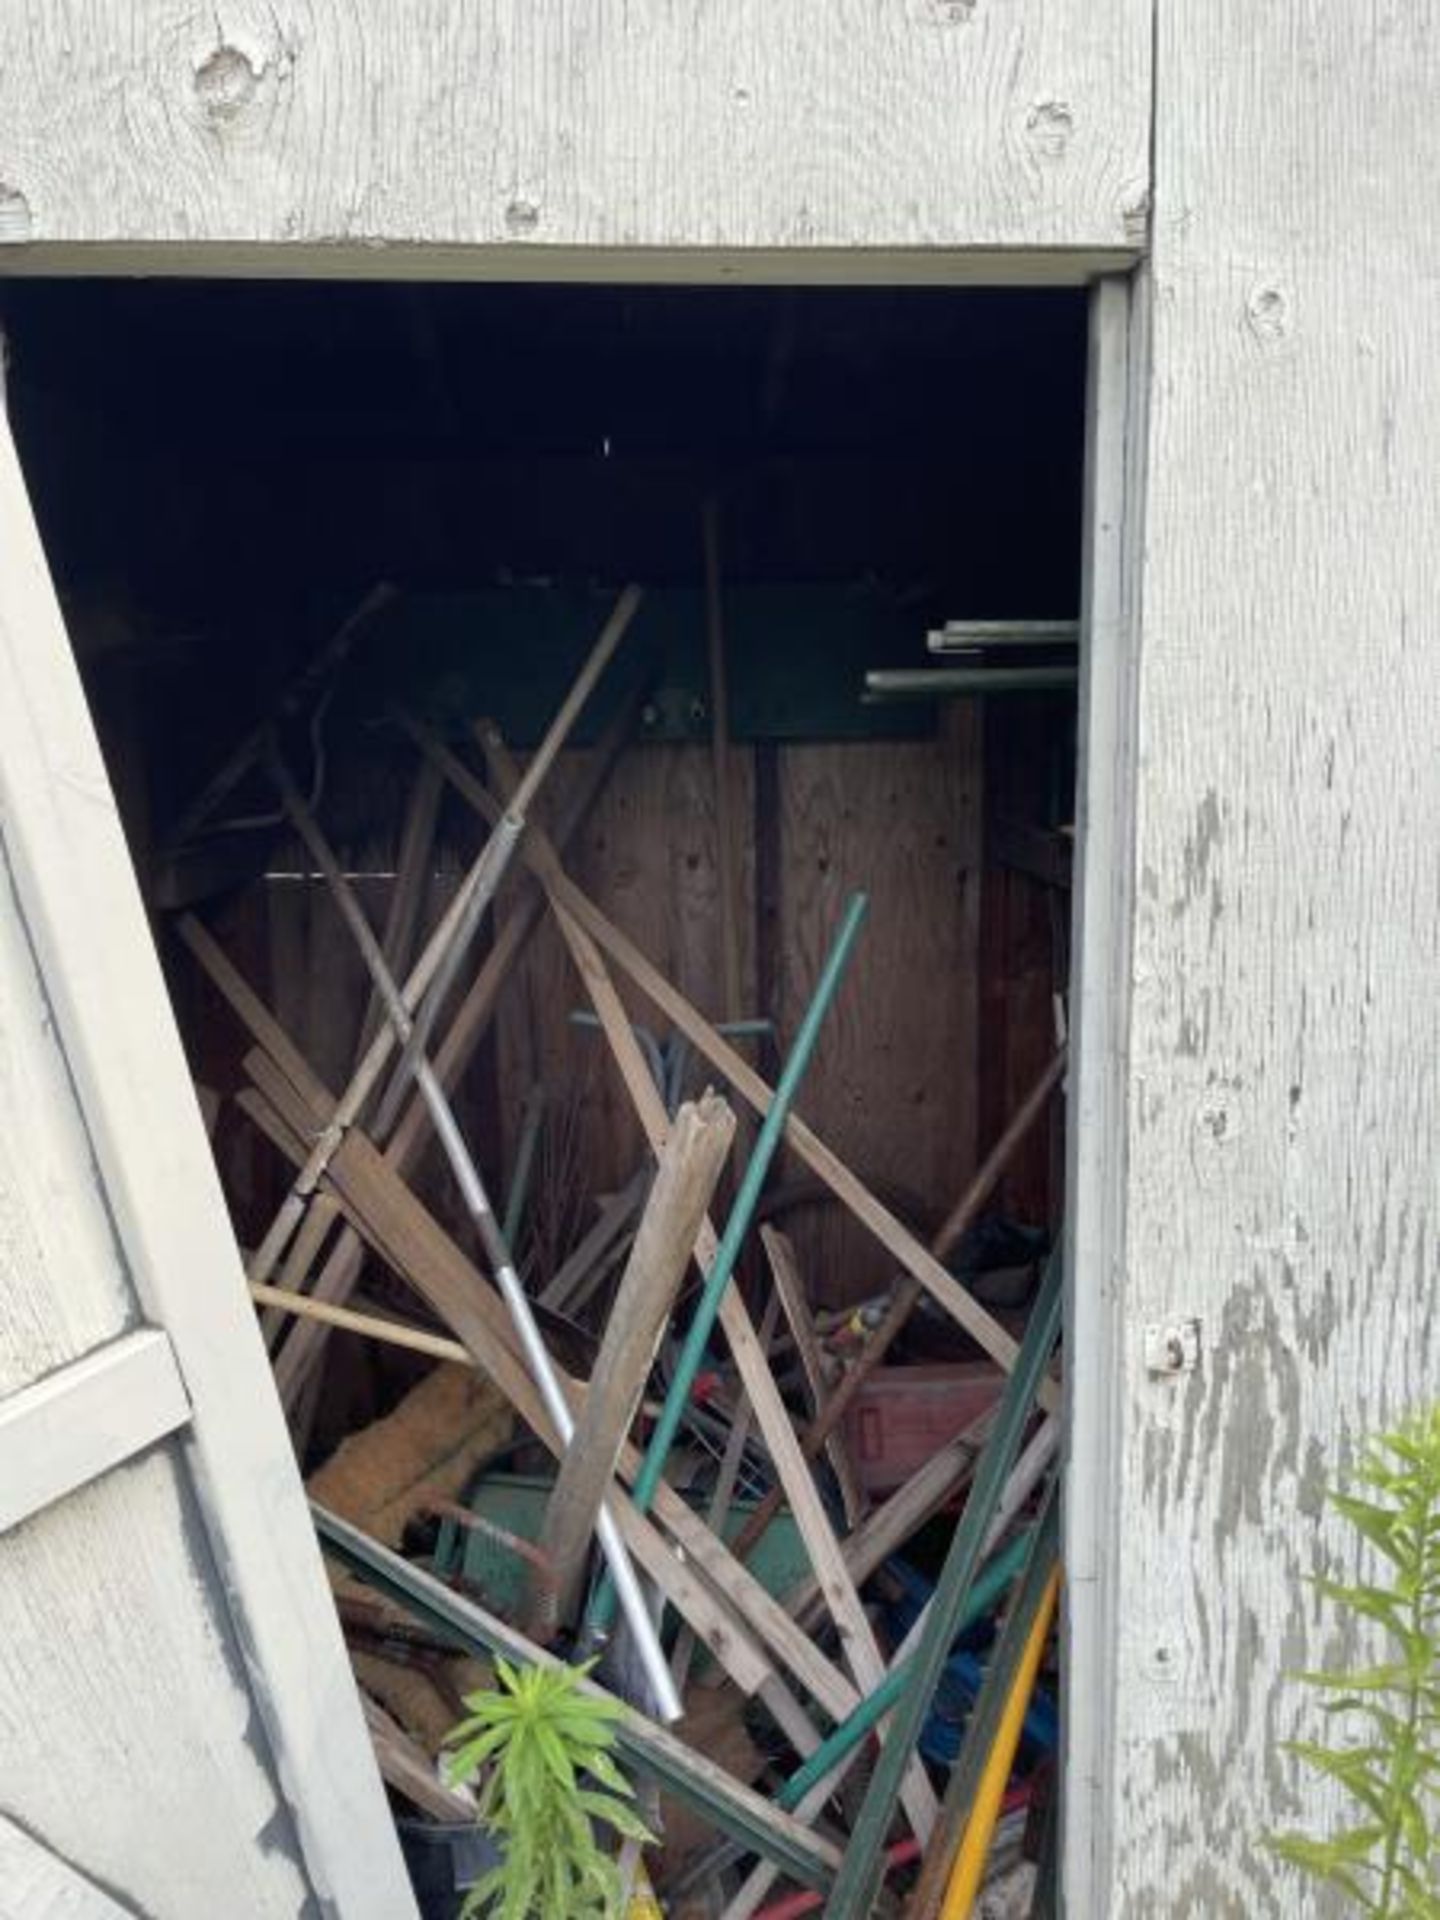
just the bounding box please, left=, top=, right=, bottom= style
left=4, top=277, right=1083, bottom=1901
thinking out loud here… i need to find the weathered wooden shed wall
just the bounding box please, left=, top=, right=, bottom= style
left=0, top=1, right=1149, bottom=273
left=1066, top=6, right=1440, bottom=1913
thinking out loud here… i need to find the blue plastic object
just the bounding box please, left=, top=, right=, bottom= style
left=884, top=1554, right=1058, bottom=1766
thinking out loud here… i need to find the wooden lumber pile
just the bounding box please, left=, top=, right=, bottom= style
left=168, top=587, right=1069, bottom=1914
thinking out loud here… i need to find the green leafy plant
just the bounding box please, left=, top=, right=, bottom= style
left=1267, top=1406, right=1440, bottom=1915
left=444, top=1657, right=654, bottom=1920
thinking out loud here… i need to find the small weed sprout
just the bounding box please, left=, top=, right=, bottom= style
left=444, top=1657, right=654, bottom=1920
left=1267, top=1406, right=1440, bottom=1915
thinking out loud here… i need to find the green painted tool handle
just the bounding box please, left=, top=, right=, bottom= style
left=586, top=890, right=869, bottom=1640
left=826, top=1243, right=1064, bottom=1920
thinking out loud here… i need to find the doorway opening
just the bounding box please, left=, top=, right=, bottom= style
left=3, top=274, right=1085, bottom=1909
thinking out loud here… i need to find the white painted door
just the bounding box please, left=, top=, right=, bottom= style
left=0, top=391, right=415, bottom=1915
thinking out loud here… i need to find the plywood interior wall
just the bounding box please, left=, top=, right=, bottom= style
left=173, top=703, right=1065, bottom=1446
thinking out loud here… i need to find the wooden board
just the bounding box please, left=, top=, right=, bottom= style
left=188, top=722, right=996, bottom=1315
left=774, top=733, right=981, bottom=1305
left=493, top=740, right=756, bottom=1239
left=0, top=5, right=1148, bottom=269
left=1066, top=13, right=1440, bottom=1911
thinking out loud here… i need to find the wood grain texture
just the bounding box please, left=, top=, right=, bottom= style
left=0, top=3, right=1148, bottom=265
left=494, top=741, right=756, bottom=1220
left=539, top=1090, right=736, bottom=1627
left=762, top=1224, right=866, bottom=1527
left=1073, top=12, right=1440, bottom=1912
left=774, top=735, right=980, bottom=1306
left=242, top=1051, right=820, bottom=1706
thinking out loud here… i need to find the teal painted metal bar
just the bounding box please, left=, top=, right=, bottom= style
left=586, top=890, right=869, bottom=1641
left=827, top=1246, right=1064, bottom=1920
left=776, top=1528, right=1033, bottom=1813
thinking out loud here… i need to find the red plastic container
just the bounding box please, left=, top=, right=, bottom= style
left=842, top=1363, right=1004, bottom=1496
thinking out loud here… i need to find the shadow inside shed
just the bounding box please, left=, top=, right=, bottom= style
left=2, top=275, right=1083, bottom=1908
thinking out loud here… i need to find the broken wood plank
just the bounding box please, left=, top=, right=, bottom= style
left=268, top=744, right=683, bottom=1725
left=762, top=1225, right=866, bottom=1529
left=377, top=584, right=641, bottom=1126
left=241, top=1012, right=862, bottom=1749
left=178, top=911, right=331, bottom=1112
left=538, top=1091, right=736, bottom=1631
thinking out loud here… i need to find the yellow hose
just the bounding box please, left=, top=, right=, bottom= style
left=938, top=1566, right=1061, bottom=1920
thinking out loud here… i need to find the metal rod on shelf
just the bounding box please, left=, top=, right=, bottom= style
left=926, top=619, right=1079, bottom=655
left=865, top=665, right=1079, bottom=700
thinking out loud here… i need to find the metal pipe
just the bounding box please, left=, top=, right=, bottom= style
left=269, top=755, right=683, bottom=1724
left=585, top=891, right=869, bottom=1641
left=926, top=620, right=1079, bottom=656
left=246, top=805, right=524, bottom=1286
left=720, top=1425, right=1060, bottom=1920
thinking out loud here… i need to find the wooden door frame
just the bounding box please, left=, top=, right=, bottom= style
left=1, top=251, right=1148, bottom=1915
left=1061, top=271, right=1147, bottom=1915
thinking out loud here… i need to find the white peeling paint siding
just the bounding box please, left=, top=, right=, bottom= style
left=1075, top=5, right=1440, bottom=1913
left=0, top=1, right=1149, bottom=268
